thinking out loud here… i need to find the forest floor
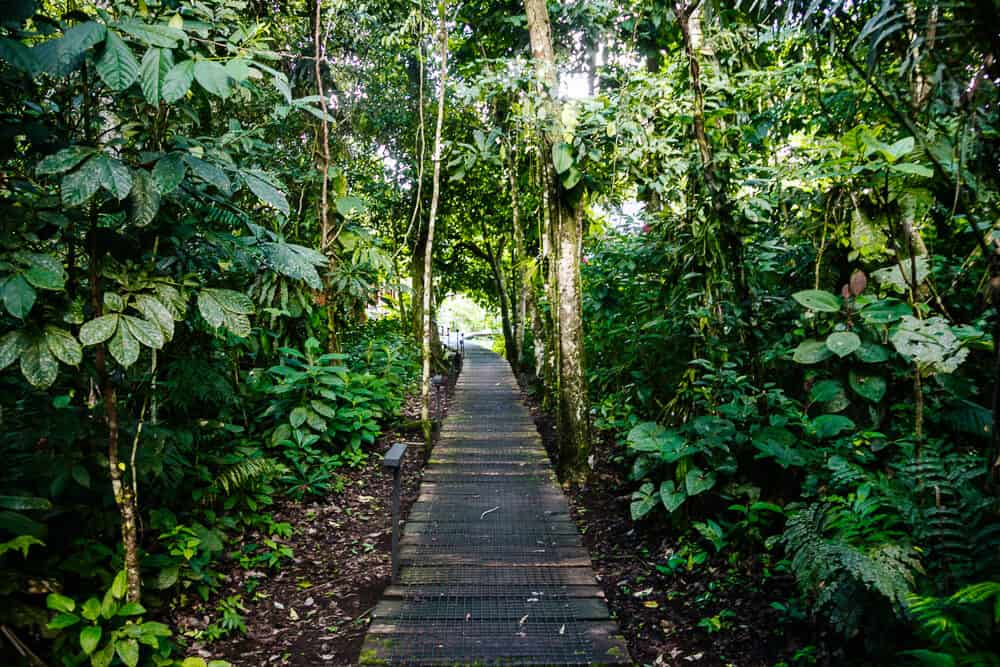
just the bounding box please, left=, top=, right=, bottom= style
left=523, top=386, right=836, bottom=667
left=172, top=377, right=457, bottom=666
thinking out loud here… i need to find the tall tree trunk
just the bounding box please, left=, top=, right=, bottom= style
left=89, top=230, right=141, bottom=603
left=510, top=158, right=528, bottom=368
left=421, top=0, right=449, bottom=444
left=523, top=0, right=591, bottom=481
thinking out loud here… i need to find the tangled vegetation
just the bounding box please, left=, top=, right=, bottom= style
left=1, top=0, right=998, bottom=665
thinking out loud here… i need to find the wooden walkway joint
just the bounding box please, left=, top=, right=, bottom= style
left=361, top=345, right=630, bottom=665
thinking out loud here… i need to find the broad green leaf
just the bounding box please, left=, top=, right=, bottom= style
left=849, top=371, right=887, bottom=403
left=561, top=166, right=582, bottom=189
left=891, top=316, right=969, bottom=374
left=44, top=326, right=82, bottom=365
left=108, top=325, right=140, bottom=368
left=23, top=253, right=66, bottom=290
left=752, top=426, right=805, bottom=468
left=889, top=162, right=933, bottom=178
left=310, top=400, right=337, bottom=419
left=20, top=339, right=57, bottom=388
left=194, top=60, right=231, bottom=98
left=290, top=406, right=308, bottom=428
left=3, top=275, right=35, bottom=318
left=871, top=257, right=930, bottom=293
left=626, top=421, right=666, bottom=453
left=134, top=295, right=174, bottom=340
left=46, top=592, right=76, bottom=613
left=91, top=641, right=115, bottom=667
left=182, top=658, right=208, bottom=667
left=30, top=22, right=106, bottom=77
left=551, top=142, right=573, bottom=174
left=0, top=37, right=38, bottom=73
left=197, top=290, right=225, bottom=328
left=139, top=47, right=173, bottom=106
left=96, top=30, right=139, bottom=91
left=61, top=156, right=103, bottom=207
left=184, top=155, right=231, bottom=192
left=127, top=169, right=160, bottom=226
left=123, top=315, right=165, bottom=349
left=0, top=494, right=52, bottom=510
left=80, top=625, right=101, bottom=654
left=809, top=379, right=843, bottom=403
left=685, top=467, right=716, bottom=496
left=812, top=414, right=856, bottom=439
left=260, top=242, right=324, bottom=288
left=826, top=331, right=861, bottom=357
left=47, top=612, right=80, bottom=629
left=116, top=638, right=139, bottom=667
left=882, top=136, right=915, bottom=162
left=116, top=601, right=145, bottom=616
left=224, top=58, right=255, bottom=82
left=37, top=146, right=96, bottom=175
left=203, top=288, right=254, bottom=315
left=860, top=300, right=912, bottom=324
left=630, top=482, right=656, bottom=520
left=659, top=480, right=686, bottom=513
left=0, top=330, right=28, bottom=370
left=152, top=152, right=186, bottom=193
left=104, top=292, right=124, bottom=313
left=97, top=156, right=133, bottom=200
left=335, top=195, right=365, bottom=217
left=114, top=20, right=184, bottom=48
left=81, top=598, right=101, bottom=621
left=792, top=289, right=841, bottom=312
left=162, top=59, right=195, bottom=103
left=110, top=570, right=127, bottom=599
left=244, top=171, right=289, bottom=215
left=854, top=341, right=890, bottom=363
left=79, top=314, right=119, bottom=345
left=792, top=339, right=832, bottom=364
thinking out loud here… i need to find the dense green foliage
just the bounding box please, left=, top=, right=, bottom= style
left=1, top=0, right=998, bottom=664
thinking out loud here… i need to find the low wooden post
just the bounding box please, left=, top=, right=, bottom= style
left=382, top=442, right=408, bottom=583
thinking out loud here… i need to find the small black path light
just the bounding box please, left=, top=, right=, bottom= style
left=431, top=374, right=446, bottom=420
left=382, top=442, right=408, bottom=584
left=460, top=332, right=464, bottom=355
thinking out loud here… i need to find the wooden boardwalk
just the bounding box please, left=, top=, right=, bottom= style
left=361, top=345, right=629, bottom=665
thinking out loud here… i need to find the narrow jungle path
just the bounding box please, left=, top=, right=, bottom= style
left=361, top=344, right=630, bottom=665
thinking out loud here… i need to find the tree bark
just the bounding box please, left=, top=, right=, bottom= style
left=523, top=0, right=591, bottom=481
left=510, top=157, right=528, bottom=368
left=421, top=0, right=449, bottom=445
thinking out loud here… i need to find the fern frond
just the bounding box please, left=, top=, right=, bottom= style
left=212, top=457, right=286, bottom=496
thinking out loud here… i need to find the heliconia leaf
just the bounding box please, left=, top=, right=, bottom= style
left=127, top=169, right=160, bottom=226
left=96, top=30, right=139, bottom=91
left=79, top=314, right=119, bottom=346
left=37, top=146, right=96, bottom=175
left=162, top=59, right=195, bottom=103
left=44, top=326, right=82, bottom=365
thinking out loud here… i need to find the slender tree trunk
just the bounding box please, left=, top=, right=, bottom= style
left=510, top=161, right=529, bottom=369
left=89, top=230, right=140, bottom=603
left=421, top=0, right=449, bottom=444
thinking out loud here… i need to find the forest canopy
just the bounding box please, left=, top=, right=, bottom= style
left=1, top=0, right=999, bottom=665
